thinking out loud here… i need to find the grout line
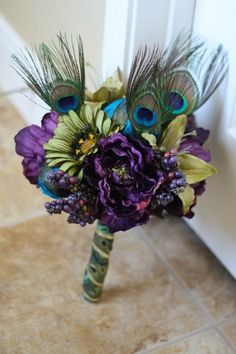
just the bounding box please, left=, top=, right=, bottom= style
left=214, top=327, right=236, bottom=353
left=135, top=325, right=214, bottom=354
left=216, top=314, right=236, bottom=328
left=138, top=226, right=236, bottom=353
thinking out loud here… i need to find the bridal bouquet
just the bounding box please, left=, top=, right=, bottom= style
left=14, top=33, right=227, bottom=302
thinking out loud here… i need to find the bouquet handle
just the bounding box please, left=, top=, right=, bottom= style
left=82, top=221, right=114, bottom=302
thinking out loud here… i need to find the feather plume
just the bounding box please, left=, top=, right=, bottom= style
left=12, top=33, right=85, bottom=114
left=126, top=46, right=165, bottom=133
left=159, top=39, right=228, bottom=118
left=125, top=32, right=228, bottom=134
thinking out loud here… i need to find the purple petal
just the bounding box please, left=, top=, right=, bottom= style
left=41, top=111, right=59, bottom=136
left=22, top=159, right=42, bottom=184
left=14, top=111, right=59, bottom=185
left=100, top=208, right=150, bottom=233
left=15, top=126, right=45, bottom=156
left=180, top=141, right=211, bottom=162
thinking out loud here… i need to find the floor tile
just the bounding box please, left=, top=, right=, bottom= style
left=221, top=318, right=236, bottom=348
left=0, top=96, right=48, bottom=227
left=0, top=215, right=207, bottom=354
left=143, top=216, right=236, bottom=322
left=146, top=330, right=234, bottom=354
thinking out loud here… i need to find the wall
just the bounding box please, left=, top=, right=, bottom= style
left=0, top=0, right=106, bottom=85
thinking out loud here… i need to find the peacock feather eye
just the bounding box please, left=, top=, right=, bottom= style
left=51, top=83, right=81, bottom=114
left=165, top=91, right=188, bottom=115
left=160, top=70, right=199, bottom=118
left=130, top=93, right=160, bottom=132
left=55, top=95, right=79, bottom=113
left=134, top=106, right=158, bottom=128
left=126, top=46, right=164, bottom=135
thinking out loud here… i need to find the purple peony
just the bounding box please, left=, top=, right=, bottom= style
left=84, top=133, right=164, bottom=232
left=15, top=111, right=59, bottom=184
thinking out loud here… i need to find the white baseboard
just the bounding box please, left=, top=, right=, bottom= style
left=0, top=15, right=48, bottom=124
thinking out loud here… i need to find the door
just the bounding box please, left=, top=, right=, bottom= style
left=102, top=0, right=236, bottom=277
left=188, top=0, right=236, bottom=278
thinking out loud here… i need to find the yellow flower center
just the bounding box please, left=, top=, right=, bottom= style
left=76, top=134, right=96, bottom=155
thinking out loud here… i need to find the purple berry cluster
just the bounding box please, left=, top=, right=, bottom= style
left=47, top=169, right=79, bottom=193
left=150, top=149, right=187, bottom=210
left=44, top=183, right=97, bottom=227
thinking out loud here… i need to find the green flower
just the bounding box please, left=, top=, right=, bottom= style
left=44, top=103, right=122, bottom=179
left=86, top=68, right=125, bottom=103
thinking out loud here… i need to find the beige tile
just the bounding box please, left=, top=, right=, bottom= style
left=0, top=97, right=48, bottom=227
left=0, top=215, right=207, bottom=354
left=222, top=319, right=236, bottom=348
left=143, top=216, right=236, bottom=322
left=0, top=158, right=48, bottom=226
left=148, top=330, right=234, bottom=354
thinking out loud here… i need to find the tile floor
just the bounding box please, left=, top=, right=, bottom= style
left=0, top=96, right=235, bottom=354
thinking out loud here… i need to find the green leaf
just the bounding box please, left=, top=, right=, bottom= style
left=113, top=126, right=121, bottom=133
left=160, top=115, right=187, bottom=150
left=67, top=165, right=79, bottom=176
left=68, top=110, right=86, bottom=130
left=90, top=68, right=125, bottom=102
left=178, top=185, right=195, bottom=214
left=44, top=139, right=71, bottom=152
left=178, top=153, right=218, bottom=184
left=84, top=104, right=93, bottom=122
left=55, top=123, right=75, bottom=141
left=102, top=118, right=111, bottom=135
left=47, top=157, right=71, bottom=167
left=142, top=133, right=157, bottom=148
left=60, top=161, right=78, bottom=172
left=96, top=111, right=105, bottom=133
left=77, top=168, right=84, bottom=180
left=45, top=152, right=71, bottom=158
left=64, top=114, right=81, bottom=133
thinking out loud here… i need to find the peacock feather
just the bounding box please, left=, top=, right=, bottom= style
left=12, top=33, right=85, bottom=114
left=158, top=41, right=228, bottom=120
left=125, top=32, right=228, bottom=134
left=126, top=46, right=163, bottom=135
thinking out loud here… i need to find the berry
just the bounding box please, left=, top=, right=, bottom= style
left=150, top=192, right=174, bottom=208
left=161, top=153, right=177, bottom=171
left=168, top=172, right=175, bottom=179
left=44, top=183, right=97, bottom=227
left=46, top=169, right=81, bottom=193
left=164, top=152, right=170, bottom=159
left=79, top=200, right=85, bottom=207
left=150, top=148, right=188, bottom=213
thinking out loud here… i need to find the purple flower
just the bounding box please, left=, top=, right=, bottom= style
left=15, top=111, right=59, bottom=184
left=179, top=115, right=211, bottom=162
left=84, top=133, right=164, bottom=232
left=41, top=111, right=59, bottom=135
